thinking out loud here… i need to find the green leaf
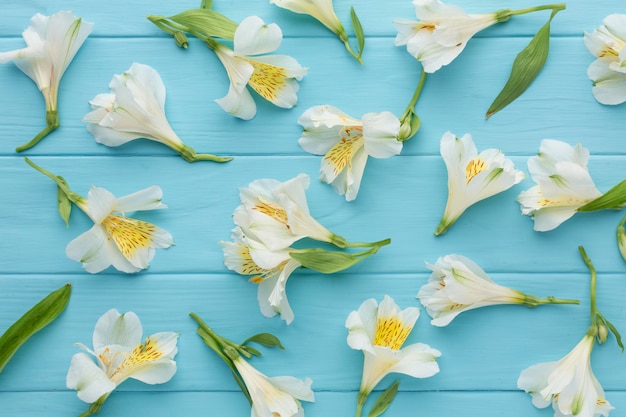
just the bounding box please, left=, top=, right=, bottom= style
left=617, top=215, right=626, bottom=262
left=578, top=180, right=626, bottom=212
left=350, top=7, right=365, bottom=59
left=169, top=9, right=237, bottom=40
left=242, top=333, right=285, bottom=350
left=290, top=245, right=384, bottom=274
left=200, top=0, right=212, bottom=9
left=56, top=175, right=72, bottom=227
left=602, top=316, right=624, bottom=352
left=368, top=381, right=400, bottom=417
left=486, top=10, right=558, bottom=119
left=0, top=283, right=71, bottom=374
left=240, top=345, right=262, bottom=357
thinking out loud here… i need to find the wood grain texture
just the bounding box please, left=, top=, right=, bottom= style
left=1, top=1, right=625, bottom=416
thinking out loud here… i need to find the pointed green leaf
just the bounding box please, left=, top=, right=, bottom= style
left=602, top=317, right=624, bottom=352
left=368, top=381, right=400, bottom=417
left=290, top=245, right=384, bottom=274
left=200, top=0, right=213, bottom=10
left=169, top=9, right=237, bottom=40
left=0, top=283, right=71, bottom=374
left=578, top=180, right=626, bottom=212
left=242, top=333, right=285, bottom=350
left=350, top=7, right=365, bottom=59
left=486, top=10, right=558, bottom=119
left=56, top=175, right=72, bottom=227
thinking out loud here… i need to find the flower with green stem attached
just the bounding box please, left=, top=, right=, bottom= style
left=269, top=0, right=364, bottom=64
left=66, top=309, right=179, bottom=417
left=208, top=16, right=307, bottom=120
left=84, top=62, right=231, bottom=163
left=517, top=247, right=620, bottom=417
left=298, top=69, right=426, bottom=201
left=435, top=131, right=524, bottom=236
left=346, top=295, right=440, bottom=417
left=189, top=313, right=314, bottom=417
left=222, top=225, right=390, bottom=324
left=25, top=158, right=174, bottom=274
left=418, top=254, right=579, bottom=327
left=517, top=140, right=604, bottom=232
left=0, top=11, right=92, bottom=152
left=393, top=0, right=565, bottom=73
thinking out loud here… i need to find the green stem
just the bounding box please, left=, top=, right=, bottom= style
left=344, top=238, right=392, bottom=249
left=16, top=111, right=59, bottom=152
left=398, top=68, right=427, bottom=142
left=401, top=68, right=427, bottom=120
left=522, top=294, right=580, bottom=307
left=343, top=39, right=363, bottom=65
left=509, top=3, right=566, bottom=16
left=356, top=391, right=367, bottom=417
left=578, top=246, right=597, bottom=324
left=78, top=394, right=109, bottom=417
left=178, top=145, right=232, bottom=163
left=23, top=157, right=82, bottom=204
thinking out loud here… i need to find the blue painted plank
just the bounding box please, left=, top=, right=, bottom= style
left=1, top=156, right=624, bottom=275
left=0, top=0, right=618, bottom=37
left=0, top=37, right=619, bottom=157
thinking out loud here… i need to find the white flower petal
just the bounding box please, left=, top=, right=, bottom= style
left=129, top=358, right=177, bottom=385
left=234, top=16, right=282, bottom=56
left=65, top=225, right=138, bottom=274
left=115, top=186, right=167, bottom=212
left=345, top=298, right=378, bottom=353
left=270, top=376, right=315, bottom=402
left=361, top=112, right=402, bottom=158
left=87, top=123, right=144, bottom=147
left=215, top=82, right=257, bottom=120
left=66, top=353, right=116, bottom=404
left=86, top=186, right=118, bottom=224
left=93, top=309, right=143, bottom=351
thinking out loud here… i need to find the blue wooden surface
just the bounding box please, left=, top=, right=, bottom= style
left=1, top=1, right=625, bottom=416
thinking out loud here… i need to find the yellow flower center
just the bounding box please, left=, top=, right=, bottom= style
left=465, top=157, right=487, bottom=184
left=246, top=59, right=288, bottom=102
left=324, top=131, right=364, bottom=176
left=108, top=337, right=166, bottom=383
left=373, top=317, right=412, bottom=350
left=250, top=260, right=289, bottom=284
left=101, top=215, right=157, bottom=260
left=252, top=198, right=289, bottom=225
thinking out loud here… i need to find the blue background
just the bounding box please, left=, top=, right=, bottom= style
left=1, top=1, right=625, bottom=416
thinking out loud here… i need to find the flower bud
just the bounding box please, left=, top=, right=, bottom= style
left=174, top=31, right=189, bottom=49
left=597, top=323, right=609, bottom=344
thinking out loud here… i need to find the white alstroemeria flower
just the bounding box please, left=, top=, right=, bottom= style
left=222, top=227, right=301, bottom=324
left=0, top=11, right=92, bottom=151
left=234, top=173, right=340, bottom=251
left=419, top=254, right=530, bottom=326
left=84, top=63, right=230, bottom=163
left=518, top=334, right=613, bottom=417
left=213, top=16, right=307, bottom=120
left=346, top=295, right=441, bottom=399
left=393, top=0, right=499, bottom=73
left=66, top=309, right=179, bottom=411
left=298, top=105, right=402, bottom=201
left=233, top=355, right=315, bottom=417
left=66, top=185, right=174, bottom=274
left=435, top=131, right=524, bottom=235
left=517, top=140, right=602, bottom=232
left=584, top=14, right=626, bottom=105
left=270, top=0, right=343, bottom=36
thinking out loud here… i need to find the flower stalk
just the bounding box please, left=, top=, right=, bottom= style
left=398, top=68, right=426, bottom=142
left=16, top=111, right=60, bottom=152
left=579, top=246, right=623, bottom=350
